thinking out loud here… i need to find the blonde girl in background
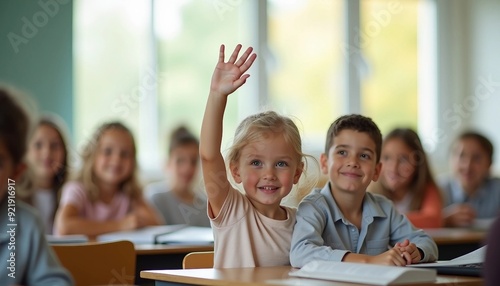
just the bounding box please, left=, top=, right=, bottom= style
left=22, top=115, right=70, bottom=234
left=201, top=44, right=315, bottom=268
left=54, top=121, right=161, bottom=238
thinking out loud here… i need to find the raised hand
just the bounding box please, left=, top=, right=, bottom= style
left=210, top=44, right=257, bottom=97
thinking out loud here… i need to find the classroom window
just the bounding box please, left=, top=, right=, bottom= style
left=74, top=0, right=150, bottom=165
left=267, top=0, right=344, bottom=154
left=74, top=0, right=436, bottom=178
left=359, top=0, right=420, bottom=134
left=154, top=0, right=246, bottom=164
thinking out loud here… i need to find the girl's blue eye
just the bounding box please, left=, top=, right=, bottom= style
left=276, top=161, right=288, bottom=167
left=250, top=160, right=262, bottom=166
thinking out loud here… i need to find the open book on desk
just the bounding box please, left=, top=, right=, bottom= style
left=290, top=261, right=436, bottom=285
left=155, top=226, right=213, bottom=245
left=96, top=224, right=186, bottom=244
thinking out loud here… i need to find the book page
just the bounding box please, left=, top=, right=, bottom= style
left=290, top=261, right=436, bottom=285
left=410, top=245, right=486, bottom=267
left=46, top=234, right=89, bottom=244
left=96, top=224, right=186, bottom=244
left=156, top=226, right=213, bottom=245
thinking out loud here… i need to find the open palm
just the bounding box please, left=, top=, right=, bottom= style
left=210, top=44, right=257, bottom=96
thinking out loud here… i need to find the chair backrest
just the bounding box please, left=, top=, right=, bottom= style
left=52, top=240, right=136, bottom=286
left=182, top=251, right=214, bottom=269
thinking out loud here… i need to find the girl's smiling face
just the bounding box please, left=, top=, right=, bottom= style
left=93, top=129, right=135, bottom=189
left=230, top=132, right=303, bottom=210
left=27, top=124, right=66, bottom=183
left=379, top=137, right=417, bottom=192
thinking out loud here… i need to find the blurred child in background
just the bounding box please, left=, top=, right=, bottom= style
left=439, top=131, right=500, bottom=227
left=0, top=85, right=73, bottom=285
left=54, top=121, right=161, bottom=238
left=20, top=115, right=70, bottom=234
left=369, top=128, right=443, bottom=228
left=145, top=125, right=210, bottom=227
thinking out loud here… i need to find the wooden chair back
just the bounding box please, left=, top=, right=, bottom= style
left=182, top=251, right=214, bottom=269
left=52, top=240, right=136, bottom=286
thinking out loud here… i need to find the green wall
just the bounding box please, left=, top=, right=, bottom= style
left=0, top=0, right=73, bottom=138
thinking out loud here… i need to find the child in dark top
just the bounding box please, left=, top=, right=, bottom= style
left=0, top=85, right=73, bottom=285
left=290, top=114, right=438, bottom=267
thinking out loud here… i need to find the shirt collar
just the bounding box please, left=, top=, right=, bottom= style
left=320, top=182, right=386, bottom=225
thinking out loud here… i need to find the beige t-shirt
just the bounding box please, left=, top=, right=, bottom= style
left=209, top=189, right=296, bottom=268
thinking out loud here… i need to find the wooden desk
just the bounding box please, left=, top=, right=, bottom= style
left=140, top=266, right=483, bottom=286
left=134, top=244, right=213, bottom=286
left=425, top=228, right=487, bottom=260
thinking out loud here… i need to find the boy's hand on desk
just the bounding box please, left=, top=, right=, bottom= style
left=444, top=204, right=476, bottom=227
left=394, top=239, right=421, bottom=264
left=366, top=248, right=408, bottom=266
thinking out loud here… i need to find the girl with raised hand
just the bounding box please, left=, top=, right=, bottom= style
left=201, top=44, right=310, bottom=268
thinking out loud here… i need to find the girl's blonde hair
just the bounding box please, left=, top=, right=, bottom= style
left=77, top=121, right=142, bottom=202
left=227, top=111, right=319, bottom=206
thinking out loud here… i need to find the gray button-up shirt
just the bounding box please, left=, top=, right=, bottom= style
left=438, top=176, right=500, bottom=219
left=290, top=183, right=438, bottom=267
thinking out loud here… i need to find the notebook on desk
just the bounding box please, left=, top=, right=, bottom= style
left=96, top=224, right=186, bottom=244
left=410, top=245, right=486, bottom=277
left=46, top=234, right=89, bottom=244
left=425, top=262, right=483, bottom=277
left=156, top=226, right=214, bottom=245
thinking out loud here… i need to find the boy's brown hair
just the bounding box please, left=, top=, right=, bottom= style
left=454, top=131, right=494, bottom=165
left=0, top=86, right=31, bottom=165
left=324, top=114, right=382, bottom=162
left=168, top=125, right=199, bottom=155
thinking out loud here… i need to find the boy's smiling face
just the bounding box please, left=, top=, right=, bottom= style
left=321, top=129, right=381, bottom=195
